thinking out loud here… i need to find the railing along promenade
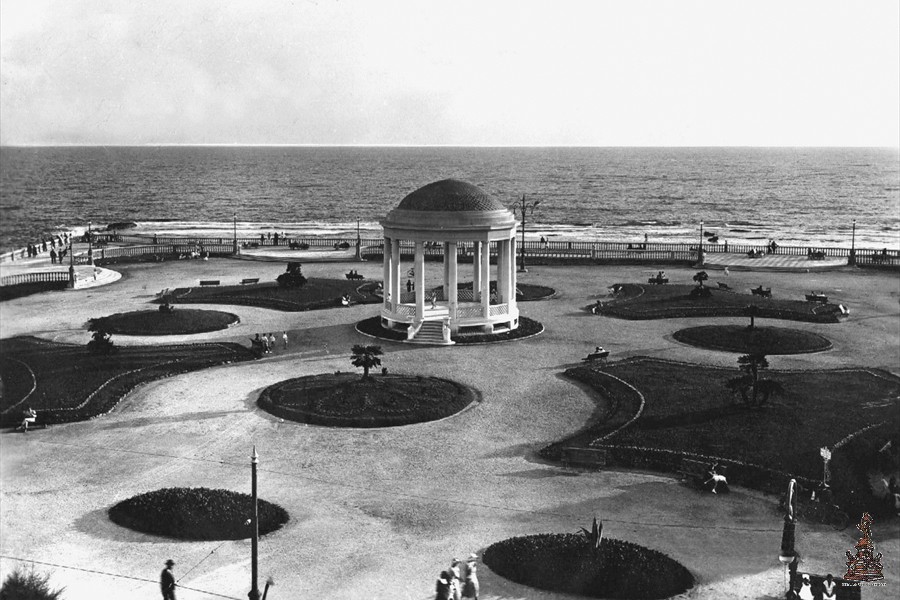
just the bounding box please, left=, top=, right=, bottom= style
left=1, top=232, right=897, bottom=272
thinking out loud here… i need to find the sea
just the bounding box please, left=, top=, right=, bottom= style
left=0, top=146, right=898, bottom=254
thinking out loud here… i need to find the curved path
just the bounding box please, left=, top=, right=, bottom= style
left=1, top=259, right=898, bottom=600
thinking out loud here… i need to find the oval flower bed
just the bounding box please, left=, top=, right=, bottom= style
left=483, top=533, right=694, bottom=599
left=258, top=372, right=479, bottom=427
left=672, top=325, right=832, bottom=354
left=89, top=309, right=239, bottom=335
left=108, top=487, right=289, bottom=540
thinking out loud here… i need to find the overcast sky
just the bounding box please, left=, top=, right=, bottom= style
left=1, top=0, right=898, bottom=146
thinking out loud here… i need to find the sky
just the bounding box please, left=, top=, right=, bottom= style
left=1, top=0, right=898, bottom=147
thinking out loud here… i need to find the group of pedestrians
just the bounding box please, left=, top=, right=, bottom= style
left=12, top=233, right=72, bottom=262
left=435, top=554, right=479, bottom=600
left=253, top=332, right=289, bottom=354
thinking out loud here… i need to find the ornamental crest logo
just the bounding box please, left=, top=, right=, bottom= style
left=843, top=512, right=884, bottom=582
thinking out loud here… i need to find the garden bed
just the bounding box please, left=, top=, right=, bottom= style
left=599, top=284, right=842, bottom=322
left=108, top=487, right=289, bottom=540
left=483, top=533, right=693, bottom=599
left=88, top=309, right=239, bottom=335
left=0, top=337, right=255, bottom=426
left=165, top=278, right=380, bottom=312
left=672, top=325, right=832, bottom=354
left=258, top=372, right=479, bottom=427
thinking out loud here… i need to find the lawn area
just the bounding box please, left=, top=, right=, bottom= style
left=166, top=278, right=381, bottom=311
left=543, top=358, right=900, bottom=504
left=0, top=337, right=256, bottom=426
left=672, top=325, right=832, bottom=354
left=258, top=372, right=479, bottom=427
left=598, top=283, right=843, bottom=322
left=89, top=308, right=239, bottom=335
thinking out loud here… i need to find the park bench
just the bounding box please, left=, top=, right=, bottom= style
left=747, top=249, right=764, bottom=258
left=199, top=280, right=220, bottom=286
left=15, top=411, right=48, bottom=432
left=808, top=250, right=826, bottom=260
left=676, top=458, right=711, bottom=488
left=750, top=285, right=772, bottom=298
left=717, top=282, right=732, bottom=290
left=805, top=293, right=828, bottom=303
left=240, top=278, right=260, bottom=285
left=583, top=349, right=609, bottom=364
left=345, top=272, right=364, bottom=280
left=561, top=447, right=608, bottom=468
left=288, top=241, right=309, bottom=250
left=647, top=276, right=669, bottom=285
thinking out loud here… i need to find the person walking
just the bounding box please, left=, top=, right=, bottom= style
left=262, top=334, right=270, bottom=354
left=435, top=570, right=453, bottom=600
left=462, top=554, right=480, bottom=600
left=282, top=331, right=289, bottom=349
left=267, top=333, right=276, bottom=353
left=160, top=559, right=176, bottom=600
left=448, top=559, right=462, bottom=600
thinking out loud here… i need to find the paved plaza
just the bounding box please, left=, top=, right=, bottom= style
left=1, top=257, right=898, bottom=599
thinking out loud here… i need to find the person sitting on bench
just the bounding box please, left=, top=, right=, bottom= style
left=341, top=294, right=351, bottom=307
left=20, top=406, right=37, bottom=432
left=705, top=462, right=728, bottom=494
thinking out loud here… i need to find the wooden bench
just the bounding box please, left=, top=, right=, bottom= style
left=808, top=251, right=826, bottom=260
left=583, top=350, right=609, bottom=364
left=199, top=280, right=220, bottom=286
left=750, top=286, right=772, bottom=298
left=717, top=282, right=731, bottom=290
left=805, top=293, right=828, bottom=303
left=676, top=458, right=710, bottom=488
left=647, top=277, right=669, bottom=285
left=561, top=447, right=609, bottom=468
left=241, top=278, right=260, bottom=285
left=345, top=272, right=364, bottom=280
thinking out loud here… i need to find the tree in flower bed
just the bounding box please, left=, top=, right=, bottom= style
left=88, top=309, right=239, bottom=336
left=108, top=487, right=289, bottom=540
left=355, top=316, right=543, bottom=344
left=482, top=532, right=693, bottom=599
left=600, top=284, right=842, bottom=322
left=672, top=325, right=831, bottom=355
left=0, top=564, right=65, bottom=600
left=258, top=372, right=479, bottom=427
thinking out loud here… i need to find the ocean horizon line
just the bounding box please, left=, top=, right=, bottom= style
left=2, top=143, right=899, bottom=150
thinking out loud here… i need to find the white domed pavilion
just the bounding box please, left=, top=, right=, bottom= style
left=380, top=179, right=519, bottom=344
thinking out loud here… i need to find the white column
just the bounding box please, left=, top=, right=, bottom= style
left=511, top=237, right=517, bottom=302
left=414, top=241, right=425, bottom=320
left=443, top=242, right=450, bottom=301
left=507, top=237, right=516, bottom=308
left=448, top=242, right=458, bottom=326
left=498, top=238, right=507, bottom=303
left=481, top=238, right=491, bottom=318
left=383, top=237, right=391, bottom=305
left=391, top=238, right=401, bottom=312
left=473, top=241, right=482, bottom=301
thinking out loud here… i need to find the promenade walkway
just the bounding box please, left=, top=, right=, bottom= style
left=1, top=259, right=898, bottom=600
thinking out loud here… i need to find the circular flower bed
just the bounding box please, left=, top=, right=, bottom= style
left=258, top=373, right=479, bottom=427
left=89, top=309, right=239, bottom=335
left=483, top=533, right=694, bottom=599
left=356, top=315, right=543, bottom=344
left=672, top=325, right=832, bottom=354
left=108, top=487, right=289, bottom=540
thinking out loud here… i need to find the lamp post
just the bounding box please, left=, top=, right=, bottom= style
left=355, top=217, right=361, bottom=260
left=233, top=211, right=239, bottom=255
left=68, top=232, right=76, bottom=288
left=249, top=446, right=260, bottom=600
left=510, top=195, right=540, bottom=273
left=849, top=219, right=856, bottom=266
left=698, top=220, right=704, bottom=265
left=87, top=220, right=93, bottom=265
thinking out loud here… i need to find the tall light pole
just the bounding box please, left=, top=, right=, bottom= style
left=88, top=220, right=93, bottom=265
left=233, top=211, right=239, bottom=255
left=68, top=232, right=76, bottom=288
left=849, top=219, right=856, bottom=266
left=698, top=220, right=704, bottom=265
left=510, top=195, right=540, bottom=273
left=249, top=446, right=260, bottom=600
left=355, top=217, right=361, bottom=260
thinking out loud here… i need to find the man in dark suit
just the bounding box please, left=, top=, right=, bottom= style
left=161, top=559, right=176, bottom=600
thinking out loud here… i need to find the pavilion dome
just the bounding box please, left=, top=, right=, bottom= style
left=396, top=179, right=508, bottom=212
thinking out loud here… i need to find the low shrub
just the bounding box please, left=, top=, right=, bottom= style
left=108, top=487, right=289, bottom=540
left=483, top=533, right=693, bottom=599
left=673, top=325, right=832, bottom=355
left=88, top=309, right=239, bottom=336
left=0, top=564, right=65, bottom=600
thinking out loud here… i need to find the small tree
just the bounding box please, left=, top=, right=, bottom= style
left=745, top=304, right=760, bottom=329
left=725, top=353, right=784, bottom=408
left=350, top=344, right=383, bottom=379
left=689, top=271, right=711, bottom=298
left=1, top=564, right=65, bottom=600
left=87, top=326, right=116, bottom=355
left=692, top=271, right=708, bottom=288
left=276, top=262, right=307, bottom=289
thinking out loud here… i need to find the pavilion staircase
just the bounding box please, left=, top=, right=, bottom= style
left=410, top=320, right=454, bottom=345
